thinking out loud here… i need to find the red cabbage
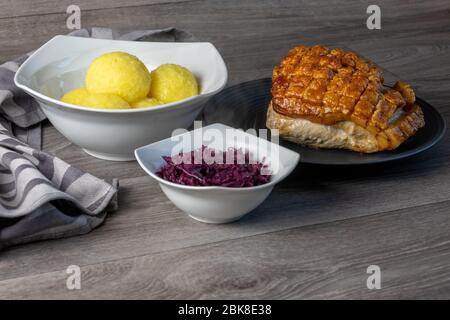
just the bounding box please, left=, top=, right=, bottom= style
left=156, top=146, right=271, bottom=187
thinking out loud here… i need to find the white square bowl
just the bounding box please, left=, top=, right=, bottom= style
left=14, top=35, right=228, bottom=161
left=135, top=123, right=300, bottom=223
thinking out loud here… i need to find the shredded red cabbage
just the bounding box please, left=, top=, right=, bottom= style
left=156, top=146, right=271, bottom=187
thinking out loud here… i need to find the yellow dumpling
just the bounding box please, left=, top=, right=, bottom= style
left=149, top=64, right=199, bottom=103
left=85, top=52, right=151, bottom=103
left=131, top=97, right=162, bottom=108
left=61, top=87, right=130, bottom=109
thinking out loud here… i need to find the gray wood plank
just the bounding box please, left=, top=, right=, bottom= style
left=0, top=0, right=316, bottom=61
left=1, top=200, right=449, bottom=299
left=0, top=0, right=190, bottom=19
left=1, top=132, right=449, bottom=281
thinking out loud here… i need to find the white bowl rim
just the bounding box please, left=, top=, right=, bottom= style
left=134, top=124, right=300, bottom=192
left=13, top=35, right=228, bottom=114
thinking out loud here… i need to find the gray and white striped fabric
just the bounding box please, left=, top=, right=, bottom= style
left=0, top=27, right=194, bottom=250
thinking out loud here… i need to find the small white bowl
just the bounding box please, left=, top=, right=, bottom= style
left=135, top=123, right=300, bottom=223
left=14, top=35, right=227, bottom=161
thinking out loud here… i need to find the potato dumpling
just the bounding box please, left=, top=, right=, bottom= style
left=60, top=87, right=89, bottom=106
left=131, top=97, right=162, bottom=108
left=61, top=87, right=130, bottom=109
left=149, top=64, right=199, bottom=103
left=85, top=52, right=151, bottom=103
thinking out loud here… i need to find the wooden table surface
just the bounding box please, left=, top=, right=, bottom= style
left=0, top=0, right=449, bottom=299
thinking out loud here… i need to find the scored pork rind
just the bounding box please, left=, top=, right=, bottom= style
left=270, top=45, right=425, bottom=151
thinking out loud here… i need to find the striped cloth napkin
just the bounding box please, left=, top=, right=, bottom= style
left=0, top=27, right=194, bottom=250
